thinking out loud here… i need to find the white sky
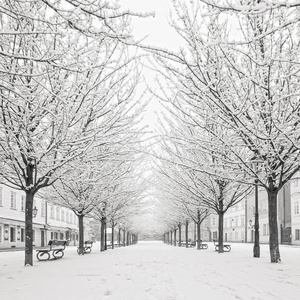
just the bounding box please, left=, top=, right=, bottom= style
left=119, top=0, right=181, bottom=50
left=118, top=0, right=182, bottom=130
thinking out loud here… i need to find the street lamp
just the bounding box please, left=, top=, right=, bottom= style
left=251, top=158, right=263, bottom=258
left=249, top=219, right=252, bottom=227
left=33, top=206, right=38, bottom=218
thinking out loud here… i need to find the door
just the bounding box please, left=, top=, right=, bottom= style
left=41, top=230, right=45, bottom=247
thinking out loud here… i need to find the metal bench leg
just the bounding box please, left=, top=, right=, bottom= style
left=53, top=250, right=64, bottom=259
left=37, top=251, right=50, bottom=261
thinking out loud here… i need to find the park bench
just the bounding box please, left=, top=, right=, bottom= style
left=179, top=241, right=196, bottom=247
left=36, top=240, right=68, bottom=261
left=198, top=240, right=208, bottom=249
left=213, top=239, right=231, bottom=252
left=77, top=240, right=93, bottom=254
left=107, top=241, right=124, bottom=248
left=188, top=241, right=196, bottom=247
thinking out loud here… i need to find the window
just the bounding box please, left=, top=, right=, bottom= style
left=60, top=233, right=64, bottom=240
left=212, top=218, right=216, bottom=225
left=50, top=205, right=54, bottom=219
left=61, top=210, right=65, bottom=222
left=56, top=207, right=60, bottom=221
left=262, top=201, right=267, bottom=214
left=224, top=220, right=227, bottom=228
left=294, top=178, right=299, bottom=188
left=295, top=229, right=300, bottom=240
left=235, top=231, right=238, bottom=240
left=263, top=224, right=269, bottom=236
left=10, top=192, right=16, bottom=209
left=41, top=201, right=45, bottom=217
left=0, top=187, right=3, bottom=206
left=21, top=228, right=25, bottom=242
left=10, top=227, right=16, bottom=242
left=21, top=196, right=25, bottom=212
left=294, top=201, right=299, bottom=215
left=17, top=226, right=21, bottom=240
left=241, top=217, right=245, bottom=226
left=231, top=219, right=235, bottom=227
left=0, top=225, right=2, bottom=243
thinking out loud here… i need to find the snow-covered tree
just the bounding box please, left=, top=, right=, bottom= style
left=149, top=0, right=300, bottom=263
left=152, top=113, right=250, bottom=252
left=0, top=0, right=147, bottom=266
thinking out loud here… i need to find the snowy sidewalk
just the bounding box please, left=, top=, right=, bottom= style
left=1, top=241, right=300, bottom=300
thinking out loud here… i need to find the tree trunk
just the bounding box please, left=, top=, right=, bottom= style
left=268, top=189, right=281, bottom=263
left=197, top=209, right=201, bottom=250
left=78, top=214, right=85, bottom=255
left=178, top=223, right=181, bottom=246
left=197, top=221, right=201, bottom=250
left=123, top=229, right=126, bottom=246
left=174, top=228, right=177, bottom=246
left=111, top=225, right=115, bottom=249
left=99, top=225, right=101, bottom=250
left=100, top=217, right=105, bottom=251
left=25, top=191, right=34, bottom=266
left=185, top=221, right=189, bottom=248
left=170, top=230, right=173, bottom=245
left=218, top=211, right=225, bottom=253
left=118, top=228, right=121, bottom=246
left=104, top=219, right=107, bottom=250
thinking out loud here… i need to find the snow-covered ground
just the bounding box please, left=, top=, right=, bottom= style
left=1, top=241, right=300, bottom=300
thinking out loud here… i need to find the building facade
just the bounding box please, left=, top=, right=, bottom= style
left=291, top=175, right=300, bottom=246
left=0, top=184, right=93, bottom=250
left=200, top=177, right=298, bottom=245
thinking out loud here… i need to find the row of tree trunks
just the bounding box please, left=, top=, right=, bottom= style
left=99, top=222, right=137, bottom=251
left=164, top=221, right=190, bottom=247
left=77, top=214, right=138, bottom=255
left=165, top=220, right=203, bottom=250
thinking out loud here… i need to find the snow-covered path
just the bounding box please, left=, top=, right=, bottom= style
left=1, top=241, right=300, bottom=300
